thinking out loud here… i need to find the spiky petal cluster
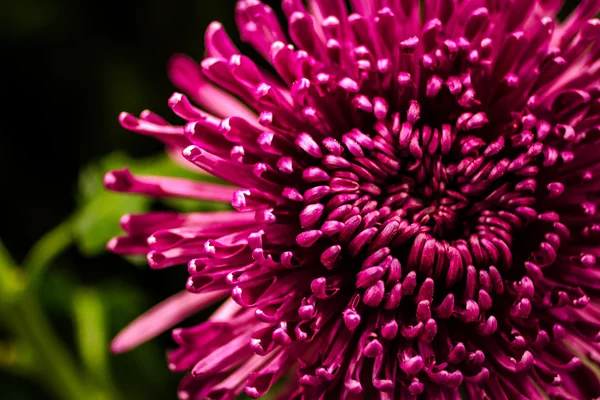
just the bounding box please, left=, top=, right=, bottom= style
left=106, top=0, right=600, bottom=398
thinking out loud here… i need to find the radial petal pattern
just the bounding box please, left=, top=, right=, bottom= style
left=107, top=0, right=600, bottom=398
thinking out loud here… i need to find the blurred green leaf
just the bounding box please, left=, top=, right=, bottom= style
left=0, top=245, right=87, bottom=400
left=23, top=221, right=72, bottom=287
left=163, top=197, right=231, bottom=213
left=71, top=191, right=149, bottom=256
left=74, top=288, right=123, bottom=400
left=4, top=295, right=89, bottom=400
left=71, top=152, right=149, bottom=256
left=0, top=241, right=27, bottom=302
left=0, top=342, right=26, bottom=370
left=2, top=149, right=233, bottom=400
left=73, top=288, right=110, bottom=383
left=71, top=151, right=230, bottom=256
left=101, top=280, right=178, bottom=400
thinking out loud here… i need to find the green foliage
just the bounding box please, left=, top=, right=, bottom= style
left=71, top=154, right=150, bottom=256
left=70, top=151, right=230, bottom=256
left=0, top=151, right=227, bottom=400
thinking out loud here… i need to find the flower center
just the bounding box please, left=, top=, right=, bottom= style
left=293, top=117, right=546, bottom=291
left=383, top=154, right=471, bottom=240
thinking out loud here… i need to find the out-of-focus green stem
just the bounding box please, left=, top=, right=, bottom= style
left=22, top=221, right=72, bottom=286
left=8, top=296, right=89, bottom=400
left=0, top=241, right=87, bottom=400
left=73, top=287, right=122, bottom=400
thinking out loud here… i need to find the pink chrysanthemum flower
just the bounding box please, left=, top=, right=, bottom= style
left=106, top=0, right=600, bottom=398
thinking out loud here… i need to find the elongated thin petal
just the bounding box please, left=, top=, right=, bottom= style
left=111, top=290, right=228, bottom=353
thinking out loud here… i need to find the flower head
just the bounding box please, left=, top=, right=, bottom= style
left=107, top=0, right=600, bottom=398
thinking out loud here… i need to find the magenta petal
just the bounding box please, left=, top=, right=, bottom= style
left=111, top=290, right=227, bottom=353
left=109, top=0, right=600, bottom=399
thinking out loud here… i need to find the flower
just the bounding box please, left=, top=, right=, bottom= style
left=105, top=0, right=600, bottom=398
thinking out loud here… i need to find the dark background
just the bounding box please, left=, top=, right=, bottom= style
left=0, top=1, right=273, bottom=398
left=0, top=0, right=583, bottom=399
left=1, top=0, right=259, bottom=260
